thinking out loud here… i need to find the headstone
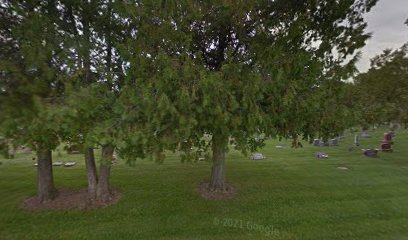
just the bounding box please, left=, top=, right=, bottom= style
left=363, top=149, right=378, bottom=157
left=380, top=132, right=393, bottom=152
left=337, top=166, right=349, bottom=170
left=64, top=162, right=76, bottom=167
left=354, top=134, right=359, bottom=146
left=7, top=149, right=15, bottom=159
left=380, top=142, right=392, bottom=152
left=24, top=149, right=32, bottom=154
left=313, top=139, right=323, bottom=146
left=329, top=138, right=338, bottom=146
left=275, top=145, right=284, bottom=149
left=251, top=153, right=266, bottom=160
left=315, top=152, right=328, bottom=159
left=382, top=132, right=393, bottom=144
left=70, top=150, right=81, bottom=154
left=53, top=162, right=65, bottom=166
left=361, top=131, right=370, bottom=138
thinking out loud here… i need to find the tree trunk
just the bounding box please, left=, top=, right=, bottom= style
left=96, top=144, right=114, bottom=202
left=209, top=134, right=227, bottom=192
left=85, top=147, right=98, bottom=200
left=37, top=146, right=57, bottom=203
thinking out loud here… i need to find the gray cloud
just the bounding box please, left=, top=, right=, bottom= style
left=356, top=0, right=408, bottom=72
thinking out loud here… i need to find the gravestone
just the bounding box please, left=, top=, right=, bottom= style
left=354, top=134, right=359, bottom=146
left=64, top=162, right=76, bottom=167
left=53, top=162, right=64, bottom=166
left=363, top=149, right=378, bottom=157
left=361, top=130, right=370, bottom=138
left=313, top=139, right=323, bottom=147
left=315, top=152, right=328, bottom=159
left=329, top=138, right=338, bottom=146
left=380, top=132, right=393, bottom=152
left=383, top=132, right=393, bottom=143
left=7, top=149, right=15, bottom=159
left=251, top=153, right=266, bottom=160
left=23, top=149, right=32, bottom=154
left=337, top=166, right=349, bottom=170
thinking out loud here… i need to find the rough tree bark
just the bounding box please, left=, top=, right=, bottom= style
left=84, top=147, right=98, bottom=200
left=96, top=144, right=114, bottom=202
left=37, top=145, right=57, bottom=203
left=209, top=134, right=227, bottom=192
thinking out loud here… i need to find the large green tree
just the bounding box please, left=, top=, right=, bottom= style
left=119, top=0, right=377, bottom=192
left=54, top=0, right=131, bottom=202
left=0, top=0, right=70, bottom=202
left=353, top=43, right=408, bottom=127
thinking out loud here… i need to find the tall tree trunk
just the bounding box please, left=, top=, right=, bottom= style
left=37, top=146, right=57, bottom=203
left=209, top=134, right=227, bottom=192
left=85, top=147, right=98, bottom=200
left=96, top=144, right=114, bottom=202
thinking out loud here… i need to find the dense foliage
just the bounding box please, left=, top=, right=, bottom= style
left=1, top=0, right=378, bottom=196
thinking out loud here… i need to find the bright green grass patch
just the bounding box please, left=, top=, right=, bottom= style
left=0, top=128, right=408, bottom=240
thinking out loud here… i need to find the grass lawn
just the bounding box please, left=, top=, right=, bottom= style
left=1, top=128, right=408, bottom=240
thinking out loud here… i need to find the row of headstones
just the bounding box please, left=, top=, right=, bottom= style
left=33, top=162, right=77, bottom=167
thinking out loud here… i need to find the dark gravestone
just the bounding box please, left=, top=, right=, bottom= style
left=361, top=131, right=370, bottom=138
left=380, top=143, right=392, bottom=152
left=383, top=132, right=393, bottom=144
left=315, top=152, right=328, bottom=159
left=363, top=149, right=378, bottom=157
left=380, top=132, right=393, bottom=152
left=313, top=139, right=323, bottom=147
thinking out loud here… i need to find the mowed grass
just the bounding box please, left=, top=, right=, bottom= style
left=1, top=128, right=408, bottom=240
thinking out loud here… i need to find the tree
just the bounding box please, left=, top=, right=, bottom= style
left=119, top=0, right=378, bottom=192
left=0, top=0, right=70, bottom=202
left=55, top=0, right=131, bottom=202
left=353, top=43, right=408, bottom=127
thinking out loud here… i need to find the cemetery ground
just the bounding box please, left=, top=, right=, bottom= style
left=1, top=128, right=408, bottom=240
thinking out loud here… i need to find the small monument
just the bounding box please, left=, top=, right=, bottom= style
left=361, top=130, right=370, bottom=138
left=7, top=149, right=15, bottom=159
left=313, top=139, right=323, bottom=147
left=354, top=134, right=359, bottom=146
left=315, top=152, right=328, bottom=159
left=64, top=162, right=76, bottom=167
left=23, top=149, right=32, bottom=154
left=380, top=132, right=393, bottom=152
left=251, top=153, right=266, bottom=160
left=363, top=149, right=378, bottom=157
left=329, top=138, right=338, bottom=146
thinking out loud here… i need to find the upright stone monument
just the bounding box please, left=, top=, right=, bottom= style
left=380, top=132, right=393, bottom=152
left=354, top=134, right=359, bottom=146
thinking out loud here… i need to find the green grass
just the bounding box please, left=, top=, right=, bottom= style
left=1, top=128, right=408, bottom=240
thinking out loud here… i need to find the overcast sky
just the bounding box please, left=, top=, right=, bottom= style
left=356, top=0, right=408, bottom=72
